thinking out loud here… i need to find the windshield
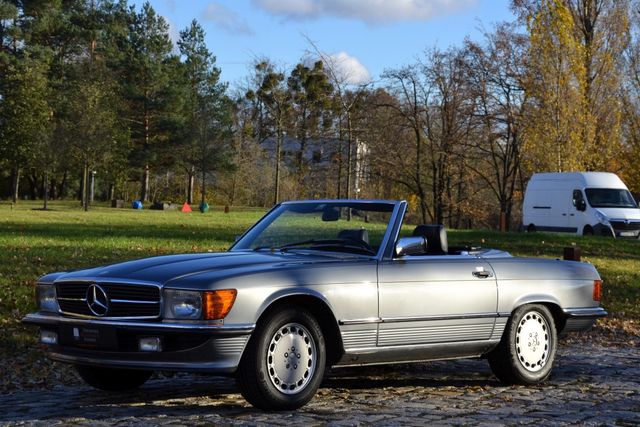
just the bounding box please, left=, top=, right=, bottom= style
left=231, top=201, right=396, bottom=256
left=585, top=188, right=638, bottom=208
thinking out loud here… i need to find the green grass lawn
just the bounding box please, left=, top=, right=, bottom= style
left=1, top=200, right=638, bottom=348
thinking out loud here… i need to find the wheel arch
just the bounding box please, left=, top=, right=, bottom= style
left=508, top=299, right=567, bottom=334
left=253, top=291, right=344, bottom=366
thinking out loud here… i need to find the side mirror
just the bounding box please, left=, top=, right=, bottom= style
left=395, top=236, right=427, bottom=257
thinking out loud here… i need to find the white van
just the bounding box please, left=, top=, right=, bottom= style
left=523, top=172, right=640, bottom=238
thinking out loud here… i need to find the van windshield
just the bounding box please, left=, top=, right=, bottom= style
left=585, top=188, right=638, bottom=208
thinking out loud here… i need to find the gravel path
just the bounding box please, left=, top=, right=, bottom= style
left=1, top=342, right=638, bottom=426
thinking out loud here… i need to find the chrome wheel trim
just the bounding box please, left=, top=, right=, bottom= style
left=515, top=310, right=550, bottom=373
left=266, top=322, right=317, bottom=395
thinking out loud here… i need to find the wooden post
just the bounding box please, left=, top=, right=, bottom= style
left=563, top=246, right=581, bottom=261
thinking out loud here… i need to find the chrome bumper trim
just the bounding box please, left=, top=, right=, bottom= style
left=22, top=312, right=255, bottom=335
left=562, top=307, right=608, bottom=318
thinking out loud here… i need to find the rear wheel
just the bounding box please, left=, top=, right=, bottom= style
left=237, top=306, right=326, bottom=410
left=488, top=304, right=557, bottom=385
left=76, top=365, right=152, bottom=391
left=527, top=224, right=536, bottom=233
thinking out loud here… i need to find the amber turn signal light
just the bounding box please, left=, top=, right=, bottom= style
left=203, top=289, right=237, bottom=320
left=593, top=280, right=602, bottom=302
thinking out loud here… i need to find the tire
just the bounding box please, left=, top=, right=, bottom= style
left=583, top=226, right=593, bottom=236
left=488, top=304, right=557, bottom=385
left=76, top=365, right=152, bottom=391
left=527, top=224, right=536, bottom=233
left=237, top=306, right=326, bottom=410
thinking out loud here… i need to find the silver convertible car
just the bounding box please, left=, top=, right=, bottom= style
left=23, top=200, right=606, bottom=410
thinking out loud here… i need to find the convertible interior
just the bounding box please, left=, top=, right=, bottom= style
left=337, top=225, right=482, bottom=256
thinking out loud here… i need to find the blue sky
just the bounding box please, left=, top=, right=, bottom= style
left=145, top=0, right=516, bottom=89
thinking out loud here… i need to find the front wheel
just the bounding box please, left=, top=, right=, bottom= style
left=488, top=304, right=557, bottom=385
left=76, top=365, right=152, bottom=391
left=236, top=306, right=326, bottom=410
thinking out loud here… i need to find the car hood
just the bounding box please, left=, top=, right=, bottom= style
left=597, top=207, right=640, bottom=221
left=46, top=251, right=352, bottom=287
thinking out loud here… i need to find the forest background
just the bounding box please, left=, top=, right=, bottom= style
left=2, top=0, right=640, bottom=230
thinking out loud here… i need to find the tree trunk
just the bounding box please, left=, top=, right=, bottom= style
left=43, top=169, right=49, bottom=210
left=141, top=165, right=150, bottom=202
left=82, top=162, right=89, bottom=212
left=89, top=171, right=95, bottom=203
left=11, top=166, right=20, bottom=203
left=273, top=127, right=282, bottom=205
left=58, top=170, right=67, bottom=199
left=187, top=167, right=195, bottom=204
left=200, top=167, right=206, bottom=207
left=346, top=112, right=353, bottom=200
left=108, top=183, right=115, bottom=201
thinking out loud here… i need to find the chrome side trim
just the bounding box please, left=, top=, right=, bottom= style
left=381, top=312, right=498, bottom=323
left=22, top=312, right=255, bottom=334
left=339, top=317, right=382, bottom=325
left=562, top=307, right=608, bottom=318
left=340, top=312, right=500, bottom=325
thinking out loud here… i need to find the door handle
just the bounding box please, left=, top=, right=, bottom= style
left=562, top=213, right=567, bottom=216
left=472, top=270, right=493, bottom=279
left=569, top=214, right=575, bottom=216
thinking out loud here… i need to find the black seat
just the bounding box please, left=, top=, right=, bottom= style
left=412, top=224, right=448, bottom=255
left=337, top=229, right=369, bottom=244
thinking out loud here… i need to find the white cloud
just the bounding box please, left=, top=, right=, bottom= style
left=324, top=52, right=371, bottom=85
left=202, top=2, right=254, bottom=36
left=253, top=0, right=476, bottom=24
left=164, top=16, right=181, bottom=53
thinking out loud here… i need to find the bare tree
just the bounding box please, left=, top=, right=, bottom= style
left=464, top=25, right=528, bottom=230
left=305, top=36, right=371, bottom=200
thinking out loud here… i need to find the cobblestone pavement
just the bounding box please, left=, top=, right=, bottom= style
left=1, top=342, right=638, bottom=426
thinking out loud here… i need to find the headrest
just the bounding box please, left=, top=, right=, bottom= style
left=338, top=229, right=369, bottom=244
left=412, top=224, right=448, bottom=255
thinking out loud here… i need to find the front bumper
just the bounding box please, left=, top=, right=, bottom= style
left=22, top=312, right=254, bottom=373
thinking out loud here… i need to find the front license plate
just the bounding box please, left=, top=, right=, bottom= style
left=619, top=231, right=636, bottom=237
left=75, top=327, right=100, bottom=344
left=60, top=325, right=117, bottom=349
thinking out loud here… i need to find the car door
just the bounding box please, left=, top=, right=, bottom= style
left=377, top=255, right=498, bottom=347
left=568, top=189, right=587, bottom=233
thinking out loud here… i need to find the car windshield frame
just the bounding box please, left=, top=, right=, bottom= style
left=229, top=200, right=405, bottom=259
left=585, top=188, right=639, bottom=209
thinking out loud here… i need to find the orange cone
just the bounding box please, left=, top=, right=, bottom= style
left=181, top=202, right=192, bottom=213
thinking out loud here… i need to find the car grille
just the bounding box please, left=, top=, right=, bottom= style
left=56, top=282, right=161, bottom=319
left=610, top=220, right=640, bottom=231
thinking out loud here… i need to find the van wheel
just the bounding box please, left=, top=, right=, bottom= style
left=583, top=226, right=593, bottom=236
left=527, top=224, right=536, bottom=233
